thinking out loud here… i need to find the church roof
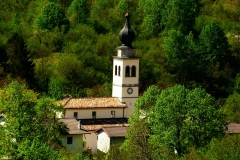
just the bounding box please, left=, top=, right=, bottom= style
left=58, top=97, right=127, bottom=109
left=59, top=118, right=89, bottom=135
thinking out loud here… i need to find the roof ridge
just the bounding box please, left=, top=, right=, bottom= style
left=62, top=98, right=71, bottom=106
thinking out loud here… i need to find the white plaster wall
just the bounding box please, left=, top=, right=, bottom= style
left=60, top=134, right=83, bottom=152
left=113, top=59, right=123, bottom=85
left=112, top=58, right=139, bottom=86
left=112, top=86, right=139, bottom=98
left=112, top=56, right=139, bottom=103
left=97, top=130, right=110, bottom=153
left=83, top=131, right=98, bottom=153
left=118, top=97, right=137, bottom=118
left=65, top=108, right=125, bottom=119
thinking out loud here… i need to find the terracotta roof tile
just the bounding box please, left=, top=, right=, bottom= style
left=56, top=98, right=70, bottom=106
left=83, top=124, right=129, bottom=131
left=227, top=122, right=240, bottom=133
left=59, top=118, right=89, bottom=135
left=60, top=98, right=127, bottom=109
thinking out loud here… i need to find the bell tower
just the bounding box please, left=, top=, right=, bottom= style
left=112, top=12, right=139, bottom=118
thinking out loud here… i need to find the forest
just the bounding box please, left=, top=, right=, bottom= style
left=1, top=0, right=240, bottom=159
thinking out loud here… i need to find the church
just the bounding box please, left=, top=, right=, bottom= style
left=58, top=12, right=139, bottom=153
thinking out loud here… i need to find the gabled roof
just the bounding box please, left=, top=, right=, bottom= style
left=58, top=98, right=127, bottom=109
left=59, top=118, right=89, bottom=135
left=96, top=126, right=129, bottom=137
left=227, top=122, right=240, bottom=133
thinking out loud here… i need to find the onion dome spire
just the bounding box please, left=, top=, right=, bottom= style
left=119, top=12, right=135, bottom=48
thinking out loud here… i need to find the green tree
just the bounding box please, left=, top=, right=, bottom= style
left=117, top=0, right=128, bottom=12
left=204, top=135, right=240, bottom=160
left=12, top=12, right=21, bottom=32
left=5, top=33, right=35, bottom=87
left=138, top=0, right=200, bottom=36
left=199, top=22, right=230, bottom=64
left=48, top=76, right=65, bottom=100
left=138, top=0, right=167, bottom=35
left=125, top=85, right=225, bottom=159
left=182, top=135, right=240, bottom=160
left=149, top=85, right=226, bottom=157
left=163, top=30, right=197, bottom=85
left=89, top=0, right=113, bottom=34
left=0, top=81, right=67, bottom=159
left=198, top=22, right=233, bottom=98
left=122, top=86, right=161, bottom=160
left=17, top=139, right=61, bottom=160
left=68, top=0, right=89, bottom=24
left=90, top=0, right=113, bottom=22
left=223, top=92, right=240, bottom=123
left=162, top=0, right=200, bottom=35
left=35, top=2, right=70, bottom=33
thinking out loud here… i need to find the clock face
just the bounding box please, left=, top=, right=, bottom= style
left=127, top=88, right=133, bottom=94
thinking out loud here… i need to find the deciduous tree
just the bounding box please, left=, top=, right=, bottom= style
left=162, top=0, right=200, bottom=35
left=124, top=85, right=226, bottom=159
left=68, top=0, right=89, bottom=24
left=35, top=2, right=70, bottom=33
left=122, top=86, right=161, bottom=160
left=149, top=85, right=226, bottom=157
left=163, top=30, right=197, bottom=85
left=0, top=81, right=67, bottom=159
left=223, top=92, right=240, bottom=123
left=198, top=22, right=233, bottom=98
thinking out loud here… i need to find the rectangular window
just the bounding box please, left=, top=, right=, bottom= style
left=74, top=112, right=78, bottom=119
left=67, top=137, right=72, bottom=144
left=115, top=65, right=117, bottom=75
left=118, top=66, right=121, bottom=76
left=92, top=111, right=96, bottom=119
left=111, top=111, right=115, bottom=118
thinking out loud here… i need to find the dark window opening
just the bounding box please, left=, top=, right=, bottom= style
left=111, top=111, right=115, bottom=118
left=67, top=137, right=72, bottom=144
left=74, top=112, right=78, bottom=119
left=131, top=66, right=136, bottom=77
left=92, top=111, right=96, bottom=119
left=115, top=65, right=117, bottom=75
left=118, top=66, right=121, bottom=76
left=125, top=66, right=130, bottom=77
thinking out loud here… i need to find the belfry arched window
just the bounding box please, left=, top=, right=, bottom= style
left=118, top=66, right=121, bottom=76
left=125, top=66, right=130, bottom=77
left=115, top=65, right=117, bottom=75
left=131, top=65, right=136, bottom=77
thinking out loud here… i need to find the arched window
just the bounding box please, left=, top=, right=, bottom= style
left=115, top=65, right=117, bottom=75
left=131, top=66, right=136, bottom=77
left=125, top=66, right=130, bottom=77
left=118, top=66, right=121, bottom=76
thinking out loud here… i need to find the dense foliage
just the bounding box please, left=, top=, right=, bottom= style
left=0, top=0, right=240, bottom=99
left=0, top=82, right=66, bottom=159
left=1, top=0, right=240, bottom=159
left=121, top=85, right=226, bottom=159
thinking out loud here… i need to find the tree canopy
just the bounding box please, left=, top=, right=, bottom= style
left=0, top=81, right=67, bottom=159
left=35, top=2, right=70, bottom=33
left=0, top=0, right=240, bottom=159
left=123, top=85, right=226, bottom=159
